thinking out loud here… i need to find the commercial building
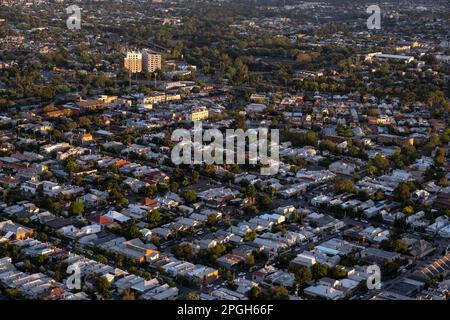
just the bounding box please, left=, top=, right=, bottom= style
left=142, top=50, right=162, bottom=73
left=189, top=107, right=209, bottom=121
left=123, top=51, right=142, bottom=73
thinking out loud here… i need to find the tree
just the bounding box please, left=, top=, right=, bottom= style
left=4, top=288, right=22, bottom=299
left=248, top=286, right=262, bottom=300
left=170, top=181, right=179, bottom=193
left=330, top=266, right=347, bottom=279
left=245, top=205, right=259, bottom=215
left=96, top=255, right=108, bottom=264
left=69, top=200, right=84, bottom=216
left=435, top=148, right=446, bottom=166
left=381, top=260, right=400, bottom=277
left=294, top=265, right=312, bottom=286
left=123, top=225, right=141, bottom=239
left=245, top=185, right=257, bottom=198
left=121, top=288, right=135, bottom=300
left=334, top=178, right=355, bottom=194
left=319, top=139, right=336, bottom=152
left=356, top=190, right=370, bottom=201
left=174, top=243, right=193, bottom=258
left=146, top=209, right=161, bottom=225
left=367, top=165, right=378, bottom=176
left=379, top=239, right=393, bottom=251
left=393, top=239, right=408, bottom=254
left=206, top=214, right=217, bottom=226
left=39, top=232, right=48, bottom=242
left=269, top=286, right=289, bottom=300
left=39, top=86, right=55, bottom=100
left=94, top=275, right=112, bottom=299
left=244, top=230, right=257, bottom=241
left=191, top=171, right=200, bottom=184
left=23, top=259, right=33, bottom=272
left=157, top=183, right=169, bottom=195
left=181, top=189, right=197, bottom=203
left=258, top=194, right=272, bottom=209
left=109, top=189, right=129, bottom=207
left=312, top=263, right=329, bottom=279
left=147, top=185, right=157, bottom=196
left=372, top=154, right=390, bottom=173
left=186, top=292, right=200, bottom=300
left=305, top=131, right=318, bottom=146
left=65, top=158, right=79, bottom=173
left=403, top=206, right=414, bottom=215
left=245, top=255, right=255, bottom=267
left=393, top=182, right=411, bottom=203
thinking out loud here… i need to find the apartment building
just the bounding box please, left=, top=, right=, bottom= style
left=189, top=107, right=209, bottom=121
left=142, top=50, right=162, bottom=73
left=123, top=51, right=142, bottom=73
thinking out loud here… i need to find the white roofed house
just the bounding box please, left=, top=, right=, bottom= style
left=0, top=220, right=34, bottom=240
left=329, top=160, right=360, bottom=176
left=140, top=228, right=153, bottom=242
left=20, top=180, right=43, bottom=195
left=122, top=177, right=149, bottom=193
left=304, top=284, right=345, bottom=300
left=78, top=192, right=105, bottom=208
left=151, top=227, right=173, bottom=240
left=121, top=204, right=149, bottom=220
left=197, top=187, right=240, bottom=208
left=245, top=103, right=266, bottom=114
left=102, top=210, right=131, bottom=224
left=290, top=251, right=317, bottom=268
left=253, top=237, right=288, bottom=255
left=175, top=217, right=201, bottom=230
left=42, top=181, right=62, bottom=197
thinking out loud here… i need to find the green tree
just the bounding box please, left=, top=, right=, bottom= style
left=330, top=266, right=347, bottom=279
left=248, top=286, right=262, bottom=300
left=146, top=209, right=161, bottom=225
left=270, top=286, right=289, bottom=300
left=121, top=288, right=135, bottom=300
left=186, top=292, right=200, bottom=300
left=69, top=200, right=84, bottom=216
left=191, top=171, right=200, bottom=184
left=157, top=183, right=169, bottom=195
left=372, top=154, right=390, bottom=173
left=4, top=288, right=22, bottom=299
left=245, top=255, right=255, bottom=267
left=294, top=265, right=312, bottom=286
left=96, top=255, right=108, bottom=264
left=393, top=182, right=411, bottom=203
left=65, top=158, right=79, bottom=173
left=170, top=181, right=179, bottom=193
left=435, top=149, right=446, bottom=166
left=312, top=263, right=329, bottom=279
left=334, top=178, right=355, bottom=194
left=181, top=189, right=197, bottom=203
left=123, top=225, right=141, bottom=239
left=258, top=194, right=272, bottom=209
left=94, top=275, right=112, bottom=299
left=393, top=239, right=408, bottom=253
